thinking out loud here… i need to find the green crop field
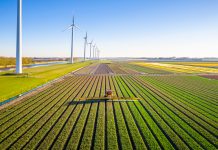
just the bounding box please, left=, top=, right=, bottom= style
left=0, top=62, right=217, bottom=150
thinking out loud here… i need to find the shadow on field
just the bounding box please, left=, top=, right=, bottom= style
left=67, top=99, right=140, bottom=105
left=1, top=73, right=29, bottom=77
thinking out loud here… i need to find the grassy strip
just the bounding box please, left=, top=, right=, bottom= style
left=0, top=61, right=93, bottom=102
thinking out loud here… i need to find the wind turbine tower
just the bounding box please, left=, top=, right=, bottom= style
left=92, top=44, right=96, bottom=59
left=88, top=40, right=93, bottom=59
left=63, top=16, right=79, bottom=64
left=16, top=0, right=22, bottom=74
left=94, top=46, right=97, bottom=59
left=83, top=32, right=88, bottom=61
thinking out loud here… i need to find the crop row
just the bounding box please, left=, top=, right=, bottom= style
left=150, top=76, right=218, bottom=102
left=142, top=76, right=218, bottom=123
left=0, top=76, right=90, bottom=149
left=136, top=77, right=218, bottom=144
left=122, top=75, right=217, bottom=149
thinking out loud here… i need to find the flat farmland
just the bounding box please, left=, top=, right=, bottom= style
left=0, top=62, right=217, bottom=150
left=132, top=62, right=218, bottom=74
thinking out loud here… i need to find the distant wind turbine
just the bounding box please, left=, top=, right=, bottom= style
left=92, top=44, right=96, bottom=59
left=16, top=0, right=22, bottom=74
left=88, top=40, right=93, bottom=59
left=97, top=49, right=100, bottom=60
left=95, top=46, right=98, bottom=59
left=94, top=46, right=97, bottom=59
left=63, top=16, right=79, bottom=64
left=83, top=32, right=88, bottom=61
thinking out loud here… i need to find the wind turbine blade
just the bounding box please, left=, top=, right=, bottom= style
left=62, top=25, right=73, bottom=32
left=74, top=25, right=80, bottom=30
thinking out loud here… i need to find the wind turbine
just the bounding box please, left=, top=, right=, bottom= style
left=88, top=40, right=93, bottom=59
left=94, top=46, right=97, bottom=59
left=92, top=44, right=96, bottom=59
left=97, top=48, right=99, bottom=60
left=95, top=46, right=98, bottom=59
left=83, top=32, right=88, bottom=61
left=63, top=16, right=79, bottom=64
left=16, top=0, right=22, bottom=74
left=96, top=47, right=99, bottom=60
left=97, top=49, right=100, bottom=60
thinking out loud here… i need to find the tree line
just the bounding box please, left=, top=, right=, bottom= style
left=0, top=57, right=33, bottom=68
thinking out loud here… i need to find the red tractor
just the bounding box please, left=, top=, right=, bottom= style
left=105, top=89, right=113, bottom=99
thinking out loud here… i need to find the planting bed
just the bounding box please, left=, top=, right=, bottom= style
left=0, top=62, right=217, bottom=150
left=200, top=75, right=218, bottom=80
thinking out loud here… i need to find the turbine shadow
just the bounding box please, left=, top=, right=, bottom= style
left=1, top=73, right=29, bottom=77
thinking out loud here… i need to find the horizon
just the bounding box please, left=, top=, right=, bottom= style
left=1, top=56, right=218, bottom=60
left=0, top=0, right=218, bottom=58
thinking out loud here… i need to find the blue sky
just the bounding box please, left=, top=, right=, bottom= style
left=0, top=0, right=218, bottom=58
